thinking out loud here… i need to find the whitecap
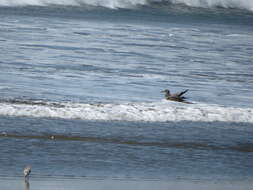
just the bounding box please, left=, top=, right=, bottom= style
left=0, top=100, right=252, bottom=123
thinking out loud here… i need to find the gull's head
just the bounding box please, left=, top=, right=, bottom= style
left=161, top=89, right=170, bottom=94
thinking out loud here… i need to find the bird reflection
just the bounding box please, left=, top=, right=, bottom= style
left=24, top=180, right=30, bottom=190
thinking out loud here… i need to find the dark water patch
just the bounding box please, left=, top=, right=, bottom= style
left=19, top=44, right=85, bottom=51
left=189, top=71, right=253, bottom=83
left=0, top=98, right=65, bottom=108
left=13, top=27, right=48, bottom=32
left=0, top=5, right=253, bottom=27
left=0, top=28, right=15, bottom=33
left=80, top=64, right=114, bottom=73
left=1, top=133, right=253, bottom=153
left=234, top=143, right=253, bottom=153
left=73, top=31, right=91, bottom=36
left=109, top=34, right=129, bottom=38
left=246, top=47, right=253, bottom=51
left=83, top=47, right=107, bottom=53
left=122, top=42, right=187, bottom=49
left=0, top=61, right=33, bottom=68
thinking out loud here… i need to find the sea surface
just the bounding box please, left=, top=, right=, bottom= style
left=0, top=0, right=253, bottom=185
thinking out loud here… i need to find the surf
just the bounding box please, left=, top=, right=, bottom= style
left=0, top=99, right=252, bottom=123
left=0, top=0, right=252, bottom=11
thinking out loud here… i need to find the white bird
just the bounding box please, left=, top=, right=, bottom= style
left=23, top=166, right=31, bottom=181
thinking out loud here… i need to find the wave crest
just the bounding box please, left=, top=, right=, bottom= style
left=0, top=100, right=252, bottom=123
left=169, top=0, right=253, bottom=10
left=0, top=0, right=252, bottom=11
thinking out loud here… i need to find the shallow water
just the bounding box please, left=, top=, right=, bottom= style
left=0, top=116, right=253, bottom=180
left=1, top=177, right=253, bottom=190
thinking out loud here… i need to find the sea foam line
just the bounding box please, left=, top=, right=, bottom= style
left=0, top=101, right=252, bottom=123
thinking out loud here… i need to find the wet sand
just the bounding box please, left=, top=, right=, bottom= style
left=1, top=177, right=252, bottom=190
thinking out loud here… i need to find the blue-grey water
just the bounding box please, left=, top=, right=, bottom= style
left=0, top=0, right=253, bottom=184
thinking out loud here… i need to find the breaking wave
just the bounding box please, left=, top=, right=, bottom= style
left=0, top=99, right=252, bottom=123
left=0, top=0, right=252, bottom=11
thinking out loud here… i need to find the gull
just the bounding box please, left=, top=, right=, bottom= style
left=161, top=89, right=189, bottom=102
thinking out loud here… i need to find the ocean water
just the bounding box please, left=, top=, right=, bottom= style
left=0, top=0, right=253, bottom=183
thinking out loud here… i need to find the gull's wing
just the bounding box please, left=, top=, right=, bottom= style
left=177, top=89, right=188, bottom=97
left=171, top=89, right=188, bottom=98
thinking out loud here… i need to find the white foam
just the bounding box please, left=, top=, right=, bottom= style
left=0, top=100, right=252, bottom=123
left=170, top=0, right=253, bottom=11
left=0, top=0, right=147, bottom=8
left=0, top=0, right=252, bottom=11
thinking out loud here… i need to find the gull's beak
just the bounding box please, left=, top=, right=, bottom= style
left=161, top=90, right=165, bottom=93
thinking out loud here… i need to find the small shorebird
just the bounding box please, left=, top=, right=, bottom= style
left=24, top=166, right=31, bottom=181
left=161, top=89, right=189, bottom=102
